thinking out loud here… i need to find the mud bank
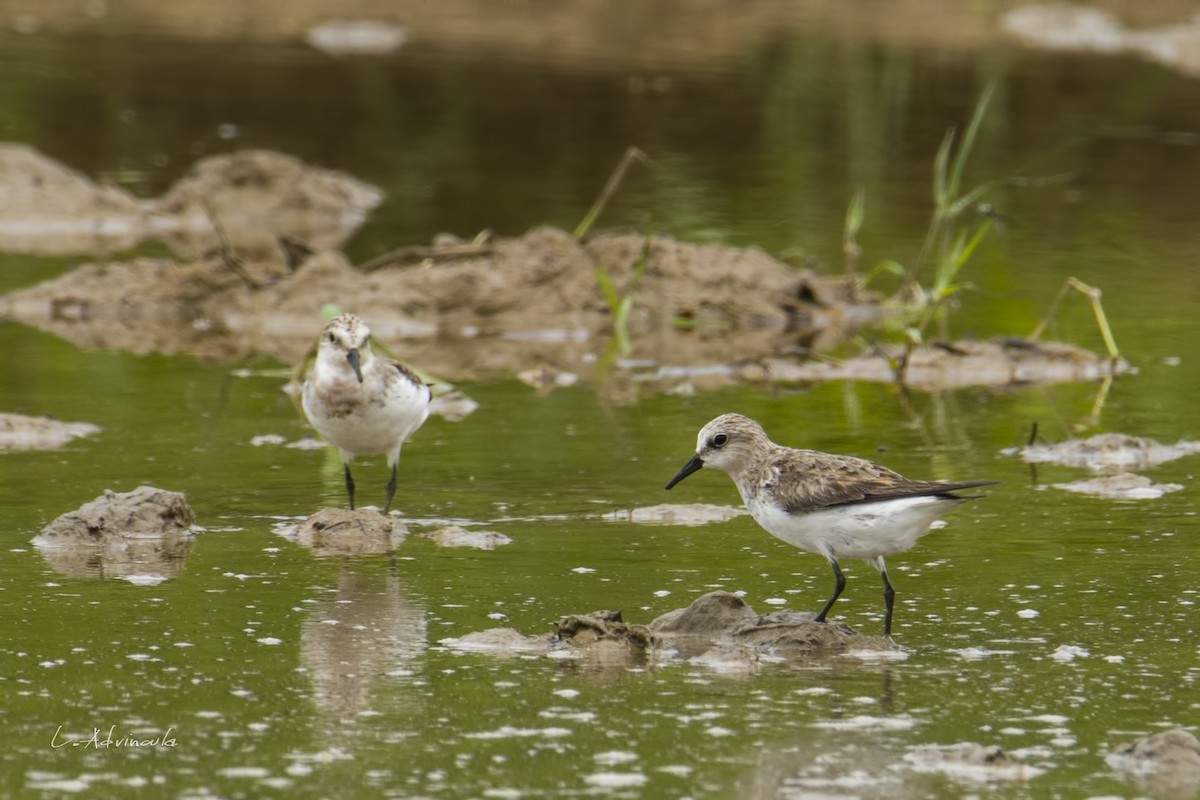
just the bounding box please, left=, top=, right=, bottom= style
left=0, top=145, right=1130, bottom=391
left=0, top=226, right=884, bottom=382
left=2, top=221, right=1125, bottom=391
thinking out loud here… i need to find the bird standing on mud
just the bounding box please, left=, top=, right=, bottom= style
left=665, top=413, right=996, bottom=636
left=302, top=313, right=431, bottom=513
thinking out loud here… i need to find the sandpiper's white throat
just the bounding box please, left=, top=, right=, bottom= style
left=665, top=412, right=996, bottom=636
left=301, top=313, right=431, bottom=513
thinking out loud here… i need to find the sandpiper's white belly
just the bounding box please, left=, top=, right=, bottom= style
left=302, top=373, right=428, bottom=458
left=747, top=495, right=959, bottom=562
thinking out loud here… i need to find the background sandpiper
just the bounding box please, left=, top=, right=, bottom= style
left=302, top=313, right=431, bottom=513
left=665, top=412, right=996, bottom=636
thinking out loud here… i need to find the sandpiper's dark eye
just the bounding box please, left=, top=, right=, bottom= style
left=327, top=332, right=336, bottom=344
left=711, top=433, right=728, bottom=448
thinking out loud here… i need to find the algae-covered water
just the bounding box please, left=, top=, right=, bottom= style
left=1, top=10, right=1199, bottom=799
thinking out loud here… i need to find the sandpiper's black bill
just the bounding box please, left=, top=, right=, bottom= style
left=665, top=454, right=704, bottom=490
left=346, top=349, right=363, bottom=383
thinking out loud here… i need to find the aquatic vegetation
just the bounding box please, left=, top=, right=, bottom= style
left=855, top=83, right=1000, bottom=382
left=853, top=84, right=1121, bottom=388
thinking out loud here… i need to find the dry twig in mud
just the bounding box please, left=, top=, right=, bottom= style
left=573, top=147, right=653, bottom=239
left=201, top=201, right=261, bottom=290
left=357, top=235, right=494, bottom=272
left=1028, top=277, right=1123, bottom=430
left=1030, top=277, right=1121, bottom=361
left=277, top=235, right=314, bottom=272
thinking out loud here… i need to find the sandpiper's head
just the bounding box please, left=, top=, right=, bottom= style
left=317, top=313, right=371, bottom=383
left=664, top=413, right=770, bottom=489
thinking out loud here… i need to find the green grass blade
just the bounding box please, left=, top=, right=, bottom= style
left=933, top=130, right=955, bottom=209
left=947, top=81, right=996, bottom=203
left=845, top=188, right=866, bottom=237
left=595, top=264, right=622, bottom=313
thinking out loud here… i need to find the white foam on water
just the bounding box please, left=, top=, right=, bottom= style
left=465, top=726, right=572, bottom=740
left=593, top=751, right=638, bottom=766
left=583, top=772, right=648, bottom=788
left=811, top=715, right=918, bottom=731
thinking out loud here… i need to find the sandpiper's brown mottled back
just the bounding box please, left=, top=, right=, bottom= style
left=665, top=413, right=996, bottom=636
left=302, top=313, right=431, bottom=513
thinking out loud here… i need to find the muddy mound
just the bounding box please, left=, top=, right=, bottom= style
left=152, top=149, right=382, bottom=259
left=0, top=144, right=147, bottom=255
left=0, top=412, right=100, bottom=450
left=36, top=485, right=196, bottom=541
left=0, top=146, right=379, bottom=259
left=444, top=591, right=896, bottom=670
left=32, top=486, right=198, bottom=582
left=281, top=507, right=407, bottom=556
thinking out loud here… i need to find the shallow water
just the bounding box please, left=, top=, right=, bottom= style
left=2, top=12, right=1200, bottom=799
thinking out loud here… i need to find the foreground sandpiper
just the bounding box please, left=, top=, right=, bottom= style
left=302, top=313, right=431, bottom=513
left=665, top=413, right=996, bottom=636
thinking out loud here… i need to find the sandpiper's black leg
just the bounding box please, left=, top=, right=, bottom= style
left=814, top=559, right=846, bottom=623
left=881, top=569, right=896, bottom=637
left=383, top=462, right=397, bottom=514
left=344, top=464, right=356, bottom=510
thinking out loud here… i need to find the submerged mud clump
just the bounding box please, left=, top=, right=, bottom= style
left=904, top=743, right=1046, bottom=784
left=1052, top=473, right=1184, bottom=500
left=32, top=486, right=197, bottom=582
left=444, top=591, right=895, bottom=669
left=1008, top=432, right=1198, bottom=500
left=0, top=412, right=100, bottom=450
left=758, top=337, right=1130, bottom=389
left=1012, top=433, right=1200, bottom=473
left=602, top=502, right=746, bottom=526
left=1107, top=729, right=1200, bottom=798
left=423, top=525, right=512, bottom=550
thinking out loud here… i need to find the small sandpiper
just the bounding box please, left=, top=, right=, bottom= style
left=665, top=413, right=996, bottom=636
left=302, top=313, right=431, bottom=513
